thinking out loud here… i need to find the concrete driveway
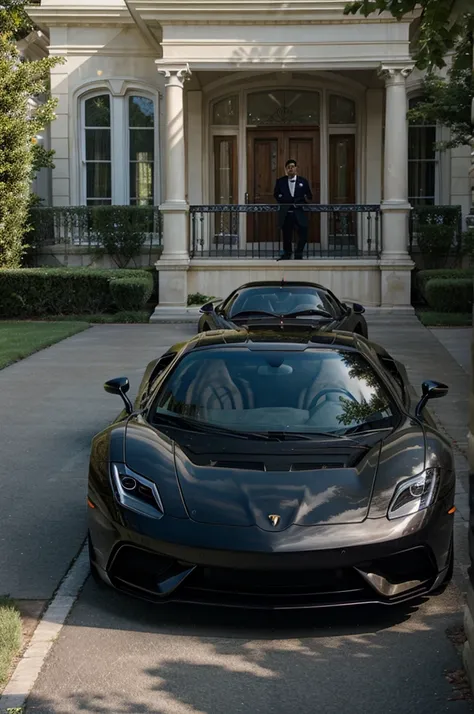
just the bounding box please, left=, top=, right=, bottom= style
left=0, top=317, right=472, bottom=713
left=0, top=324, right=196, bottom=599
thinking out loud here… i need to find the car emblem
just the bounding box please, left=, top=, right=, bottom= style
left=268, top=514, right=281, bottom=527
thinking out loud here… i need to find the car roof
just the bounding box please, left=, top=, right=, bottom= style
left=231, top=280, right=329, bottom=291
left=171, top=327, right=371, bottom=357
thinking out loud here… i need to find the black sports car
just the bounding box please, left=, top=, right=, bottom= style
left=88, top=327, right=454, bottom=609
left=197, top=281, right=368, bottom=337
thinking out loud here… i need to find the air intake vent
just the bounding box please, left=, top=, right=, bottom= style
left=290, top=462, right=345, bottom=471
left=212, top=460, right=266, bottom=471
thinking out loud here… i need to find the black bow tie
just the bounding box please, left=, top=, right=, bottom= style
left=289, top=178, right=296, bottom=182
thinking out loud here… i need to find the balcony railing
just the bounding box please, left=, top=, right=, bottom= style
left=28, top=206, right=162, bottom=249
left=190, top=204, right=381, bottom=259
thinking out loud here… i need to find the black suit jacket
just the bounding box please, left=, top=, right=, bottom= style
left=273, top=175, right=313, bottom=228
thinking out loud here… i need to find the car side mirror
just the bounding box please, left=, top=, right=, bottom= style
left=104, top=377, right=133, bottom=415
left=200, top=302, right=214, bottom=314
left=353, top=302, right=365, bottom=315
left=415, top=380, right=448, bottom=419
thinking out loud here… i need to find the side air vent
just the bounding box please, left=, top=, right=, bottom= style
left=290, top=462, right=345, bottom=471
left=211, top=460, right=266, bottom=471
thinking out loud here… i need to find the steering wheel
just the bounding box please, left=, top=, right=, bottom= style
left=308, top=387, right=357, bottom=411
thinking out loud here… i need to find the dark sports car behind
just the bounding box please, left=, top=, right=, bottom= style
left=88, top=327, right=454, bottom=610
left=198, top=281, right=368, bottom=337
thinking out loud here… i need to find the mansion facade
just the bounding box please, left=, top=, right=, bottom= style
left=24, top=0, right=473, bottom=313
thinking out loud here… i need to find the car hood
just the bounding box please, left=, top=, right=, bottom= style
left=124, top=419, right=428, bottom=532
left=173, top=441, right=381, bottom=530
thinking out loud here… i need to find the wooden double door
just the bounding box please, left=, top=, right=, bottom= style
left=246, top=128, right=320, bottom=243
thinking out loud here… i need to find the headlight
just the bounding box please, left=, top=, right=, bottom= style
left=387, top=468, right=440, bottom=520
left=110, top=463, right=164, bottom=520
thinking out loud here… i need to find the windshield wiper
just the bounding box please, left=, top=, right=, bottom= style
left=342, top=424, right=393, bottom=436
left=282, top=309, right=333, bottom=319
left=259, top=430, right=370, bottom=447
left=152, top=412, right=270, bottom=440
left=230, top=310, right=279, bottom=319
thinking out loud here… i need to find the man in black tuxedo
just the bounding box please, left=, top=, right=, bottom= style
left=273, top=159, right=313, bottom=260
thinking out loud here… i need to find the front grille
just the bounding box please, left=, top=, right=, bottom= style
left=109, top=544, right=174, bottom=593
left=106, top=544, right=436, bottom=609
left=362, top=546, right=436, bottom=584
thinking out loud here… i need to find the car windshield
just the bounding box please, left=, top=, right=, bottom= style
left=151, top=348, right=397, bottom=435
left=228, top=286, right=335, bottom=318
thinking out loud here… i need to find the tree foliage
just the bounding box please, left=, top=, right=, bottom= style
left=344, top=0, right=472, bottom=69
left=0, top=1, right=62, bottom=267
left=406, top=28, right=473, bottom=150
left=0, top=0, right=35, bottom=40
left=344, top=1, right=473, bottom=151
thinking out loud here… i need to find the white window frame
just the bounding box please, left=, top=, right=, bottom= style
left=407, top=94, right=447, bottom=206
left=78, top=86, right=160, bottom=206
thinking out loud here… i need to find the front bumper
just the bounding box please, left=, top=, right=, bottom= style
left=88, top=492, right=454, bottom=610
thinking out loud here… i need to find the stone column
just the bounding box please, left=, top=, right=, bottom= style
left=151, top=63, right=192, bottom=321
left=378, top=65, right=415, bottom=310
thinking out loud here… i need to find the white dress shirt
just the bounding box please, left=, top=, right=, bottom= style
left=288, top=175, right=297, bottom=198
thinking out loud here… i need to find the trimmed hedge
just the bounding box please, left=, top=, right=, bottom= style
left=110, top=277, right=153, bottom=311
left=417, top=268, right=474, bottom=297
left=425, top=278, right=473, bottom=313
left=0, top=268, right=153, bottom=317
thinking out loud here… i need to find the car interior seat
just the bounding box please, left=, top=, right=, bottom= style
left=185, top=359, right=254, bottom=415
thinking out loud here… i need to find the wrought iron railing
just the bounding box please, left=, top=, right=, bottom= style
left=190, top=204, right=381, bottom=259
left=28, top=206, right=162, bottom=247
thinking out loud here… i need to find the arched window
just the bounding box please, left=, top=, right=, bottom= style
left=212, top=95, right=239, bottom=126
left=80, top=89, right=158, bottom=205
left=408, top=97, right=437, bottom=206
left=329, top=95, right=356, bottom=125
left=247, top=90, right=320, bottom=126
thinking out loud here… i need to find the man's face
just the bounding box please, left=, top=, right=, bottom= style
left=286, top=163, right=297, bottom=177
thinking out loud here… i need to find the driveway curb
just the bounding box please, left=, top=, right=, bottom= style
left=0, top=541, right=89, bottom=713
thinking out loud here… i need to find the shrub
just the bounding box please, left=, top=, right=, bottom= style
left=187, top=292, right=213, bottom=306
left=92, top=206, right=160, bottom=268
left=27, top=206, right=162, bottom=268
left=109, top=276, right=153, bottom=311
left=410, top=205, right=462, bottom=269
left=416, top=268, right=474, bottom=298
left=0, top=268, right=151, bottom=317
left=425, top=278, right=473, bottom=313
left=416, top=224, right=457, bottom=268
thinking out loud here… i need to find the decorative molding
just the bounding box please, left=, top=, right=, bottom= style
left=378, top=64, right=414, bottom=85
left=25, top=6, right=134, bottom=28
left=127, top=0, right=416, bottom=24
left=156, top=62, right=192, bottom=86
left=108, top=79, right=126, bottom=95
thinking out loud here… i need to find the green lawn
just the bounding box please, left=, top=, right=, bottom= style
left=0, top=597, right=22, bottom=689
left=40, top=310, right=152, bottom=324
left=416, top=310, right=472, bottom=327
left=0, top=321, right=89, bottom=370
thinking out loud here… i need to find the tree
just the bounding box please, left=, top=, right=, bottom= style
left=344, top=0, right=473, bottom=70
left=407, top=27, right=473, bottom=150
left=0, top=2, right=62, bottom=267
left=344, top=0, right=474, bottom=203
